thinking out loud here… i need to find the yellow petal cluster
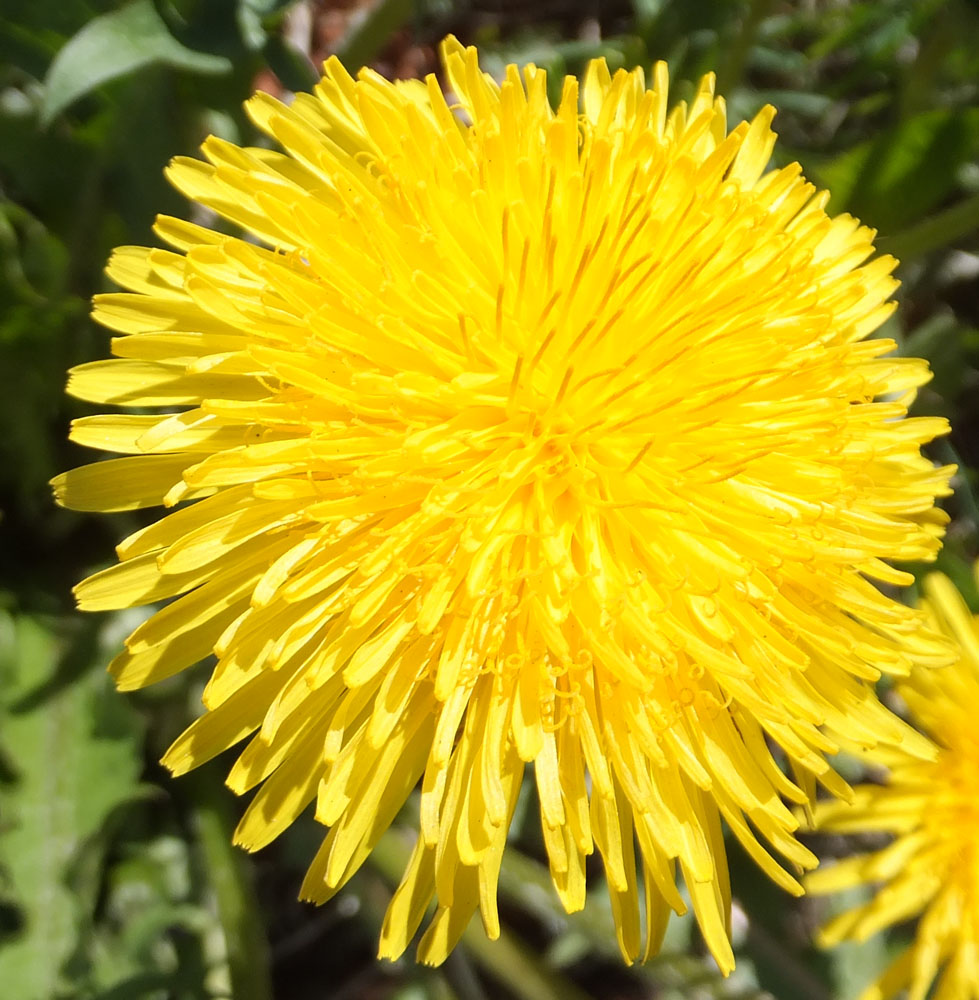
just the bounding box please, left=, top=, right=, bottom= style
left=808, top=570, right=979, bottom=1000
left=55, top=38, right=953, bottom=969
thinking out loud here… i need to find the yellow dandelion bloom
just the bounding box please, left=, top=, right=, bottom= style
left=54, top=38, right=953, bottom=970
left=807, top=569, right=979, bottom=1000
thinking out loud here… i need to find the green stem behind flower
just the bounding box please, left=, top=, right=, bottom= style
left=184, top=766, right=274, bottom=1000
left=716, top=0, right=776, bottom=96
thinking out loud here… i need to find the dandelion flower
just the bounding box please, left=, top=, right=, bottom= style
left=54, top=38, right=953, bottom=970
left=807, top=570, right=979, bottom=1000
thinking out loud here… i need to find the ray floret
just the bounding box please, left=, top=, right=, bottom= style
left=808, top=568, right=979, bottom=1000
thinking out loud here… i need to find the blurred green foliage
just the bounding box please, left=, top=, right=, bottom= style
left=0, top=1, right=977, bottom=998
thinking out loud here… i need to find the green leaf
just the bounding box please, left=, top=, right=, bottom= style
left=0, top=614, right=143, bottom=1000
left=822, top=888, right=890, bottom=1000
left=816, top=108, right=979, bottom=233
left=885, top=190, right=979, bottom=261
left=40, top=0, right=232, bottom=125
left=237, top=0, right=302, bottom=51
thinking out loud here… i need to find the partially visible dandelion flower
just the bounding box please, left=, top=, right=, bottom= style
left=53, top=37, right=953, bottom=970
left=807, top=569, right=979, bottom=1000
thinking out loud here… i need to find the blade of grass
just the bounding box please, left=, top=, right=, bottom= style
left=182, top=766, right=273, bottom=1000
left=887, top=191, right=979, bottom=262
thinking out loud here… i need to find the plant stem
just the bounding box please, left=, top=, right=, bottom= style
left=185, top=767, right=274, bottom=1000
left=335, top=0, right=415, bottom=72
left=716, top=0, right=775, bottom=96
